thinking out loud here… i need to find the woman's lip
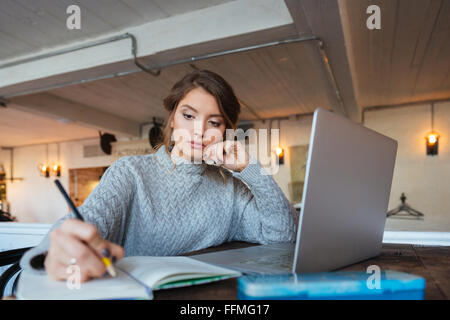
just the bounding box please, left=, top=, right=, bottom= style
left=190, top=141, right=204, bottom=149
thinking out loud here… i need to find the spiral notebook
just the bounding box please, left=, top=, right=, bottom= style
left=17, top=256, right=241, bottom=300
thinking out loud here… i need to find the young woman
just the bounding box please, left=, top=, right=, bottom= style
left=21, top=70, right=297, bottom=282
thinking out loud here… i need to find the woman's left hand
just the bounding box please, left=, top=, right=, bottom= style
left=203, top=140, right=249, bottom=172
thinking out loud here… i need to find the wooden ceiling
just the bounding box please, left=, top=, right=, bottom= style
left=2, top=0, right=449, bottom=147
left=0, top=0, right=234, bottom=62
left=341, top=0, right=450, bottom=109
left=48, top=40, right=336, bottom=122
left=0, top=106, right=98, bottom=147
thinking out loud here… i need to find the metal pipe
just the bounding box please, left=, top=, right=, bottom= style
left=0, top=33, right=160, bottom=77
left=158, top=36, right=318, bottom=68
left=238, top=111, right=315, bottom=125
left=315, top=40, right=348, bottom=117
left=0, top=33, right=131, bottom=69
left=0, top=34, right=345, bottom=119
left=2, top=68, right=142, bottom=100
left=127, top=33, right=160, bottom=76
left=238, top=99, right=264, bottom=121
left=361, top=97, right=450, bottom=124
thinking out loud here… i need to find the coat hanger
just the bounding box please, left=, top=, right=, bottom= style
left=387, top=193, right=424, bottom=219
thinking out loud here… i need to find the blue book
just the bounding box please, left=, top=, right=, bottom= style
left=238, top=270, right=425, bottom=300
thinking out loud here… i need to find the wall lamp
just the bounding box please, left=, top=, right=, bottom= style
left=275, top=147, right=285, bottom=165
left=38, top=144, right=62, bottom=177
left=426, top=103, right=440, bottom=156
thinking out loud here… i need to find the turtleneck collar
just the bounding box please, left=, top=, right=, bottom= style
left=154, top=145, right=207, bottom=175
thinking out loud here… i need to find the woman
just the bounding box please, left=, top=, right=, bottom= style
left=20, top=70, right=297, bottom=282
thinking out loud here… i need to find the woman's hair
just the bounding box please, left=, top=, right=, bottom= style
left=159, top=69, right=241, bottom=151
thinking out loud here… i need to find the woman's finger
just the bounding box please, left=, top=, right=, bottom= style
left=45, top=259, right=71, bottom=281
left=222, top=141, right=236, bottom=167
left=55, top=232, right=106, bottom=279
left=59, top=219, right=113, bottom=261
left=48, top=232, right=75, bottom=267
left=108, top=242, right=125, bottom=262
left=203, top=142, right=224, bottom=165
left=221, top=140, right=249, bottom=171
left=223, top=140, right=235, bottom=154
left=47, top=221, right=125, bottom=282
left=47, top=229, right=103, bottom=282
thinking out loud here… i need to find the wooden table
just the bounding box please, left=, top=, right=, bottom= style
left=154, top=241, right=450, bottom=300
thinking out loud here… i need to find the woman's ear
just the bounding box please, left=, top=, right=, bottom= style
left=169, top=107, right=177, bottom=128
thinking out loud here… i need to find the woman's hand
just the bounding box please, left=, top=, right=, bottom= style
left=44, top=219, right=124, bottom=282
left=203, top=140, right=249, bottom=172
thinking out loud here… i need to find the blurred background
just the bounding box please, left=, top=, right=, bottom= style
left=0, top=0, right=449, bottom=236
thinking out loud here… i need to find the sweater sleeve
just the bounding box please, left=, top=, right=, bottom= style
left=229, top=160, right=298, bottom=244
left=19, top=157, right=135, bottom=274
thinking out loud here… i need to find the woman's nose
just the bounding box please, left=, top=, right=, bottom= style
left=193, top=120, right=206, bottom=137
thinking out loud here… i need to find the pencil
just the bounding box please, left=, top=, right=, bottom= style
left=54, top=179, right=117, bottom=277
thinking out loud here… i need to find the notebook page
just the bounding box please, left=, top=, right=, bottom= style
left=17, top=267, right=149, bottom=300
left=116, top=256, right=241, bottom=288
left=17, top=256, right=240, bottom=299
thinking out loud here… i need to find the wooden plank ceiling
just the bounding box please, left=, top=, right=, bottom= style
left=2, top=0, right=449, bottom=147
left=0, top=0, right=234, bottom=62
left=340, top=0, right=450, bottom=109
left=0, top=107, right=98, bottom=147
left=48, top=40, right=336, bottom=122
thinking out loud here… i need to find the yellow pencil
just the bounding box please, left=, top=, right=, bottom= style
left=101, top=257, right=117, bottom=277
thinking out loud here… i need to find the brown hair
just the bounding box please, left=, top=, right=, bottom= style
left=159, top=69, right=241, bottom=152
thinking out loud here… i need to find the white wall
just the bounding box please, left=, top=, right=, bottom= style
left=0, top=138, right=116, bottom=223
left=2, top=102, right=450, bottom=232
left=252, top=102, right=450, bottom=232
left=365, top=101, right=450, bottom=232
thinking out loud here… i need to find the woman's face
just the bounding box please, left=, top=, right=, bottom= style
left=170, top=86, right=226, bottom=162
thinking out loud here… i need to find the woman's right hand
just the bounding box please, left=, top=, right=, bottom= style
left=44, top=219, right=125, bottom=282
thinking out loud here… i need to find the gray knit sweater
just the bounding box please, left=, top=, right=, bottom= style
left=20, top=146, right=297, bottom=273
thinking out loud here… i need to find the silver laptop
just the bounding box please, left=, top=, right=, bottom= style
left=192, top=107, right=398, bottom=274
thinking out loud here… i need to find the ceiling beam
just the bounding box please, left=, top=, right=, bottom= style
left=284, top=0, right=361, bottom=122
left=9, top=93, right=140, bottom=137
left=284, top=0, right=313, bottom=36
left=0, top=0, right=294, bottom=98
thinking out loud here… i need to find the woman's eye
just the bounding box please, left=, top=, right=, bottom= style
left=183, top=113, right=194, bottom=120
left=209, top=121, right=222, bottom=127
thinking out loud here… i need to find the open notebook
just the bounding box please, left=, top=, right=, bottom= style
left=17, top=256, right=241, bottom=300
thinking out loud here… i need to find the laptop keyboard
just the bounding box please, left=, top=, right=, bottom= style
left=239, top=250, right=294, bottom=271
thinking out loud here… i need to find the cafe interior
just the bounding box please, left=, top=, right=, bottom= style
left=0, top=0, right=449, bottom=300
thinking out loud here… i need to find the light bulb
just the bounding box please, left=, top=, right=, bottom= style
left=428, top=134, right=437, bottom=144
left=275, top=147, right=283, bottom=156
